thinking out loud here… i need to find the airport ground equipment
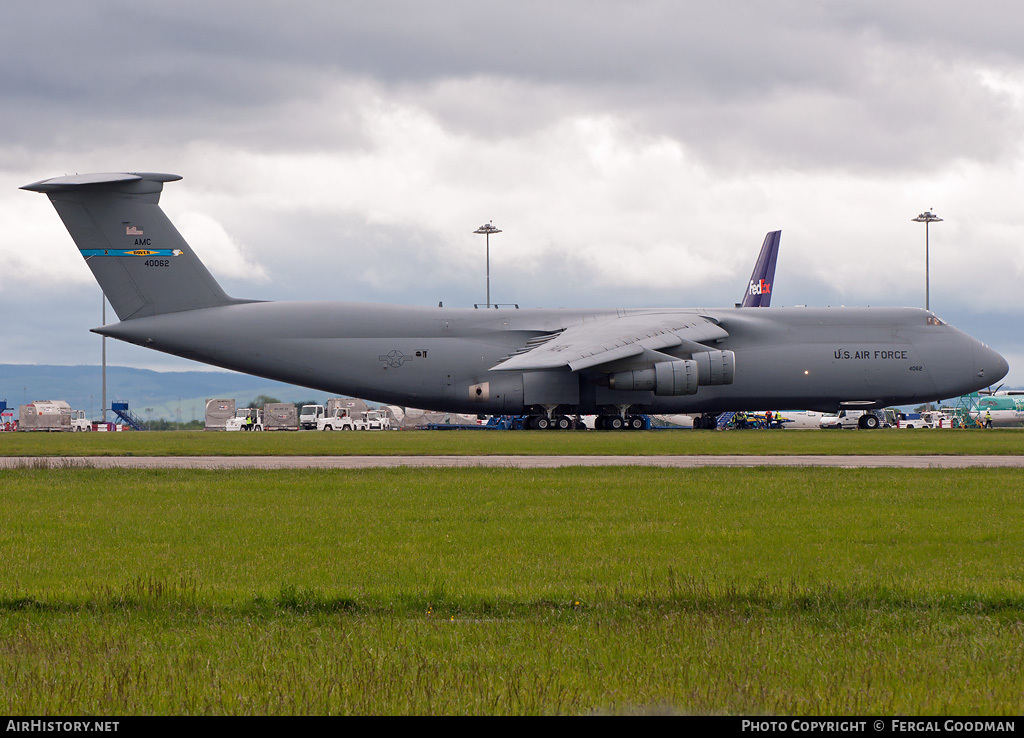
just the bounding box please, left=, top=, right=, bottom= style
left=18, top=401, right=92, bottom=431
left=894, top=410, right=953, bottom=428
left=356, top=410, right=390, bottom=430
left=725, top=411, right=787, bottom=429
left=205, top=399, right=236, bottom=431
left=484, top=415, right=528, bottom=430
left=317, top=408, right=356, bottom=431
left=111, top=402, right=144, bottom=430
left=428, top=419, right=501, bottom=430
left=225, top=408, right=263, bottom=431
left=949, top=393, right=983, bottom=428
left=818, top=409, right=885, bottom=429
left=18, top=400, right=72, bottom=431
left=262, top=402, right=299, bottom=430
left=69, top=409, right=91, bottom=431
left=299, top=404, right=325, bottom=430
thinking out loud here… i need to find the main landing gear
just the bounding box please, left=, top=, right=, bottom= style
left=594, top=414, right=648, bottom=430
left=527, top=414, right=575, bottom=430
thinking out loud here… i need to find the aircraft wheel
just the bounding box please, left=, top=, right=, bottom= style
left=556, top=416, right=572, bottom=430
left=862, top=414, right=879, bottom=430
left=629, top=416, right=645, bottom=430
left=607, top=416, right=624, bottom=430
left=534, top=416, right=551, bottom=430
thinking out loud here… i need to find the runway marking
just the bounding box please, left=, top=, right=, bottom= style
left=3, top=455, right=1024, bottom=469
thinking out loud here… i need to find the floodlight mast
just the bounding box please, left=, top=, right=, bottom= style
left=473, top=222, right=502, bottom=308
left=911, top=210, right=942, bottom=311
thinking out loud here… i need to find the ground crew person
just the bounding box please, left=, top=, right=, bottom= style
left=985, top=409, right=993, bottom=429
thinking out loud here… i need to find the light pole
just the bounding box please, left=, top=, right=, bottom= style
left=473, top=222, right=501, bottom=308
left=911, top=210, right=942, bottom=311
left=101, top=292, right=107, bottom=424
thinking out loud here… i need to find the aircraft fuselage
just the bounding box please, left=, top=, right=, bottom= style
left=97, top=302, right=1002, bottom=415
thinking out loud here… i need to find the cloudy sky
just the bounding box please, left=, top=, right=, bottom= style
left=3, top=1, right=1023, bottom=386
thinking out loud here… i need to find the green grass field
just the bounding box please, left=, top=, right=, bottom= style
left=2, top=427, right=1023, bottom=456
left=2, top=463, right=1023, bottom=714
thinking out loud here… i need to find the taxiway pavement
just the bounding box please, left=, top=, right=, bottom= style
left=3, top=455, right=1024, bottom=469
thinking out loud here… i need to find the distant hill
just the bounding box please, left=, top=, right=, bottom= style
left=0, top=365, right=332, bottom=422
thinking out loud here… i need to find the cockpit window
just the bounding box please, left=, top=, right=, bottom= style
left=926, top=315, right=945, bottom=326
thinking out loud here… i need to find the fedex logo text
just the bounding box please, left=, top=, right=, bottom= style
left=749, top=279, right=771, bottom=296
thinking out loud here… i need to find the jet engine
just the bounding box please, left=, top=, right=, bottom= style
left=608, top=359, right=699, bottom=396
left=606, top=350, right=735, bottom=396
left=693, top=350, right=735, bottom=386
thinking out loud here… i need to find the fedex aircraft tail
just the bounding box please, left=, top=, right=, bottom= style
left=21, top=172, right=246, bottom=321
left=740, top=230, right=780, bottom=308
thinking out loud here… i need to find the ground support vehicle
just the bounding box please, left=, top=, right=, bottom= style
left=299, top=404, right=325, bottom=430
left=225, top=409, right=263, bottom=431
left=819, top=409, right=885, bottom=429
left=353, top=410, right=391, bottom=430
left=317, top=409, right=356, bottom=431
left=70, top=409, right=92, bottom=431
left=895, top=410, right=953, bottom=428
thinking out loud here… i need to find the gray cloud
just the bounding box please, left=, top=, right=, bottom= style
left=5, top=1, right=1022, bottom=168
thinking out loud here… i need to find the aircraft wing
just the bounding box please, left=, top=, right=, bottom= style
left=491, top=314, right=728, bottom=372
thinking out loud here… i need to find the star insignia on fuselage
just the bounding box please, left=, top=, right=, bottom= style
left=379, top=350, right=412, bottom=368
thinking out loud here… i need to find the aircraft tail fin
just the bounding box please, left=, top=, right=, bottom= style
left=22, top=172, right=246, bottom=321
left=740, top=230, right=780, bottom=308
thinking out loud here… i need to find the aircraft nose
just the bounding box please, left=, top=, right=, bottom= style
left=977, top=341, right=1009, bottom=386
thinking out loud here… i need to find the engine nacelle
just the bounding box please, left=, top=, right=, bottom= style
left=693, top=349, right=735, bottom=386
left=608, top=359, right=698, bottom=396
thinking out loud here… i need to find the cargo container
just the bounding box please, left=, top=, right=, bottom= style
left=18, top=400, right=72, bottom=431
left=204, top=398, right=235, bottom=431
left=263, top=402, right=299, bottom=431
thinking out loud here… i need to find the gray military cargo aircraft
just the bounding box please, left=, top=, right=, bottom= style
left=23, top=172, right=1008, bottom=430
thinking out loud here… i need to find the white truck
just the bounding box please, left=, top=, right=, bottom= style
left=225, top=408, right=263, bottom=431
left=357, top=410, right=390, bottom=430
left=895, top=410, right=953, bottom=429
left=299, top=404, right=325, bottom=430
left=819, top=409, right=883, bottom=430
left=317, top=408, right=356, bottom=431
left=317, top=408, right=392, bottom=431
left=70, top=409, right=92, bottom=431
